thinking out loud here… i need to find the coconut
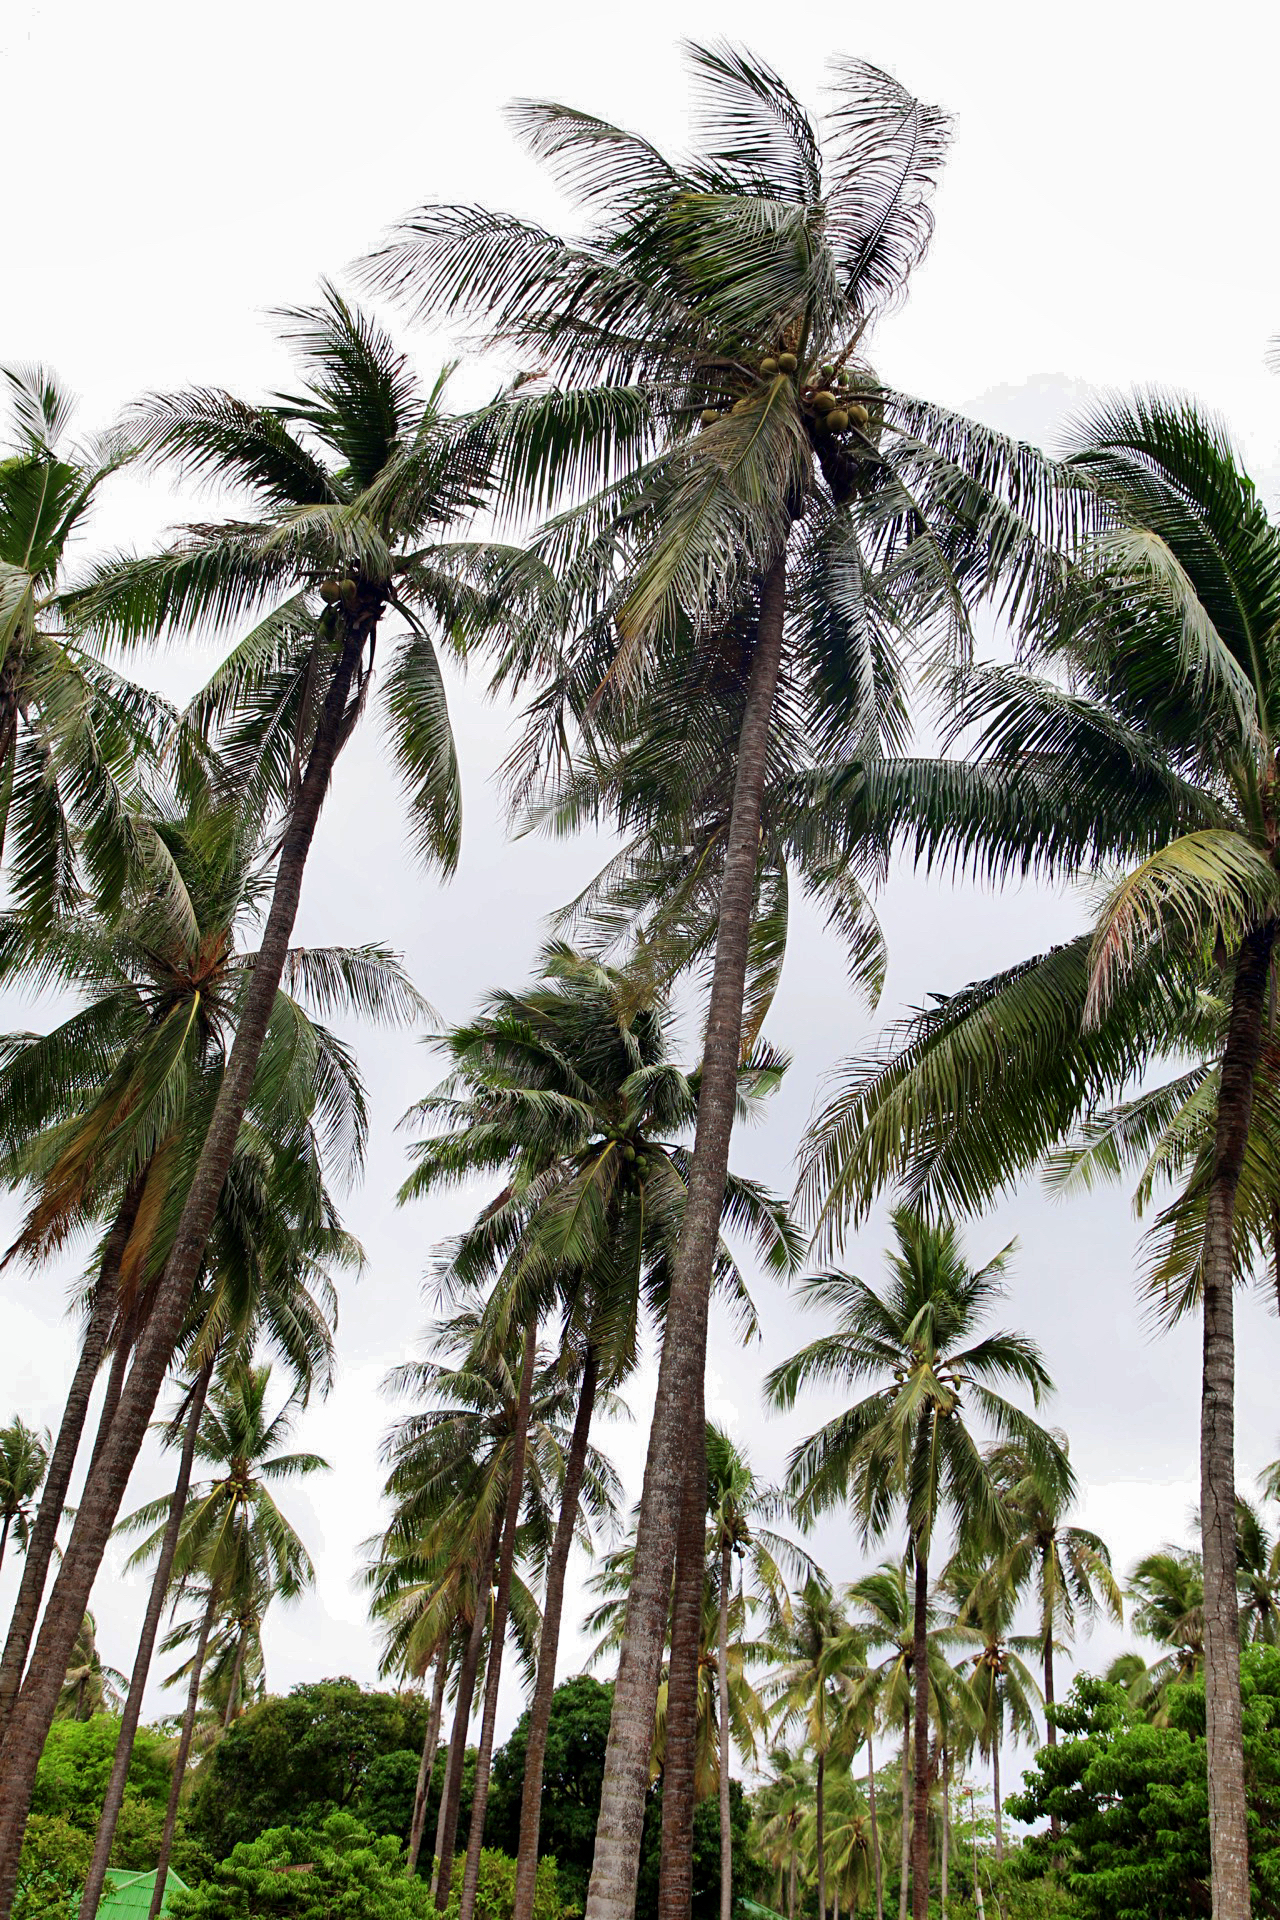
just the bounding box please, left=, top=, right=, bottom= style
left=319, top=579, right=341, bottom=602
left=818, top=364, right=835, bottom=384
left=848, top=402, right=870, bottom=428
left=812, top=390, right=836, bottom=414
left=759, top=357, right=778, bottom=375
left=731, top=397, right=752, bottom=414
left=699, top=409, right=720, bottom=427
left=777, top=352, right=798, bottom=374
left=828, top=409, right=850, bottom=432
left=339, top=578, right=358, bottom=611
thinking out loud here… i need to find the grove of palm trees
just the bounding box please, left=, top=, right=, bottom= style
left=5, top=15, right=1280, bottom=1920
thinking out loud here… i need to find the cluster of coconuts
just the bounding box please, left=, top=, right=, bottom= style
left=319, top=577, right=360, bottom=613
left=619, top=1139, right=655, bottom=1178
left=698, top=353, right=871, bottom=438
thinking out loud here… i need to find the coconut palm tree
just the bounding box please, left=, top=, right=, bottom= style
left=942, top=1559, right=1041, bottom=1862
left=1235, top=1498, right=1280, bottom=1646
left=0, top=301, right=490, bottom=1899
left=0, top=788, right=406, bottom=1749
left=754, top=1746, right=813, bottom=1920
left=765, top=1583, right=861, bottom=1920
left=767, top=1212, right=1067, bottom=1920
left=397, top=944, right=794, bottom=1920
left=0, top=1421, right=49, bottom=1572
left=53, top=1614, right=124, bottom=1722
left=985, top=1438, right=1121, bottom=1751
left=364, top=47, right=1069, bottom=1920
left=799, top=396, right=1280, bottom=1919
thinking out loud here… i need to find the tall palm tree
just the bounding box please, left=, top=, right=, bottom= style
left=754, top=1746, right=812, bottom=1920
left=54, top=1614, right=124, bottom=1722
left=1129, top=1546, right=1205, bottom=1691
left=0, top=298, right=488, bottom=1900
left=397, top=945, right=794, bottom=1920
left=1235, top=1498, right=1280, bottom=1646
left=767, top=1211, right=1066, bottom=1920
left=986, top=1438, right=1121, bottom=1751
left=119, top=1360, right=327, bottom=1915
left=0, top=1421, right=49, bottom=1572
left=365, top=48, right=1057, bottom=1920
left=799, top=397, right=1280, bottom=1919
left=766, top=1583, right=860, bottom=1920
left=942, top=1559, right=1040, bottom=1862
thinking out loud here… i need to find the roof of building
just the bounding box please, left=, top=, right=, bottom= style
left=96, top=1868, right=189, bottom=1920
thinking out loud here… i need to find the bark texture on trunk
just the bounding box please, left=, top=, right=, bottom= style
left=657, top=1426, right=708, bottom=1920
left=867, top=1733, right=883, bottom=1920
left=0, top=624, right=364, bottom=1916
left=815, top=1750, right=826, bottom=1920
left=717, top=1539, right=732, bottom=1920
left=457, top=1321, right=537, bottom=1920
left=435, top=1522, right=501, bottom=1909
left=78, top=1363, right=213, bottom=1920
left=1200, top=924, right=1273, bottom=1920
left=0, top=1187, right=138, bottom=1731
left=513, top=1348, right=598, bottom=1920
left=940, top=1753, right=949, bottom=1919
left=147, top=1585, right=217, bottom=1920
left=910, top=1550, right=930, bottom=1920
left=583, top=551, right=788, bottom=1920
left=222, top=1628, right=247, bottom=1730
left=991, top=1737, right=1002, bottom=1863
left=408, top=1649, right=450, bottom=1879
left=898, top=1706, right=910, bottom=1920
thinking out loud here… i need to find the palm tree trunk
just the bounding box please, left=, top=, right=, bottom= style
left=969, top=1799, right=985, bottom=1920
left=0, top=1518, right=10, bottom=1577
left=0, top=1185, right=139, bottom=1733
left=146, top=1585, right=217, bottom=1920
left=584, top=549, right=788, bottom=1920
left=898, top=1705, right=910, bottom=1920
left=658, top=1427, right=708, bottom=1920
left=816, top=1750, right=826, bottom=1920
left=0, top=624, right=365, bottom=1917
left=78, top=1361, right=213, bottom=1920
left=717, top=1538, right=733, bottom=1920
left=0, top=645, right=21, bottom=864
left=910, top=1549, right=930, bottom=1920
left=457, top=1319, right=537, bottom=1920
left=940, top=1751, right=949, bottom=1919
left=408, top=1647, right=450, bottom=1878
left=867, top=1732, right=883, bottom=1920
left=513, top=1346, right=598, bottom=1920
left=1200, top=923, right=1273, bottom=1920
left=435, top=1516, right=502, bottom=1908
left=991, top=1738, right=1002, bottom=1864
left=787, top=1850, right=796, bottom=1920
left=222, top=1627, right=248, bottom=1730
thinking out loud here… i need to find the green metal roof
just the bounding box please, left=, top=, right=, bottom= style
left=97, top=1869, right=188, bottom=1920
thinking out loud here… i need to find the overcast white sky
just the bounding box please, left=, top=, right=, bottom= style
left=4, top=0, right=1280, bottom=1804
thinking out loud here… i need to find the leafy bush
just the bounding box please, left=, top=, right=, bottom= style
left=31, top=1717, right=170, bottom=1832
left=487, top=1675, right=614, bottom=1910
left=15, top=1815, right=92, bottom=1920
left=168, top=1813, right=435, bottom=1920
left=439, top=1848, right=564, bottom=1920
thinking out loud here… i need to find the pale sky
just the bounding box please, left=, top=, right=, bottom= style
left=3, top=0, right=1280, bottom=1804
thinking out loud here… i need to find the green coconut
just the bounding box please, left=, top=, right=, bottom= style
left=827, top=409, right=850, bottom=432
left=848, top=402, right=871, bottom=428
left=777, top=352, right=798, bottom=374
left=319, top=579, right=342, bottom=602
left=812, top=390, right=837, bottom=413
left=699, top=409, right=720, bottom=427
left=759, top=356, right=778, bottom=375
left=339, top=578, right=358, bottom=610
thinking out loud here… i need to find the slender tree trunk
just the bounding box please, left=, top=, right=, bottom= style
left=79, top=1363, right=213, bottom=1920
left=0, top=1187, right=139, bottom=1732
left=0, top=646, right=21, bottom=866
left=0, top=1518, right=10, bottom=1577
left=867, top=1732, right=883, bottom=1920
left=408, top=1648, right=450, bottom=1879
left=87, top=1314, right=136, bottom=1477
left=658, top=1424, right=708, bottom=1920
left=435, top=1519, right=502, bottom=1908
left=457, top=1319, right=537, bottom=1920
left=0, top=624, right=365, bottom=1917
left=991, top=1738, right=1002, bottom=1864
left=940, top=1751, right=949, bottom=1919
left=1201, top=923, right=1273, bottom=1920
left=910, top=1550, right=930, bottom=1920
left=1042, top=1624, right=1060, bottom=1844
left=898, top=1705, right=910, bottom=1920
left=513, top=1347, right=598, bottom=1920
left=717, top=1540, right=733, bottom=1920
left=146, top=1585, right=217, bottom=1920
left=787, top=1850, right=796, bottom=1920
left=970, top=1801, right=985, bottom=1920
left=222, top=1627, right=247, bottom=1730
left=816, top=1750, right=826, bottom=1920
left=584, top=549, right=788, bottom=1920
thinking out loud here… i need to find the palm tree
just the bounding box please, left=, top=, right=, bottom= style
left=754, top=1746, right=812, bottom=1920
left=1129, top=1546, right=1205, bottom=1691
left=0, top=297, right=488, bottom=1896
left=942, top=1559, right=1041, bottom=1862
left=365, top=48, right=1057, bottom=1920
left=397, top=945, right=794, bottom=1920
left=766, top=1583, right=861, bottom=1920
left=799, top=396, right=1280, bottom=1919
left=767, top=1211, right=1066, bottom=1920
left=986, top=1438, right=1121, bottom=1750
left=0, top=788, right=401, bottom=1747
left=1235, top=1498, right=1280, bottom=1645
left=0, top=1421, right=49, bottom=1572
left=54, top=1614, right=124, bottom=1722
left=118, top=1360, right=327, bottom=1915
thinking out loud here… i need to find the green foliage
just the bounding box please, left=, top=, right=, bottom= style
left=14, top=1814, right=92, bottom=1920
left=487, top=1675, right=614, bottom=1910
left=183, top=1680, right=431, bottom=1858
left=439, top=1848, right=564, bottom=1920
left=637, top=1781, right=762, bottom=1920
left=168, top=1813, right=435, bottom=1920
left=1008, top=1647, right=1280, bottom=1918
left=30, top=1715, right=170, bottom=1832
left=355, top=1750, right=424, bottom=1842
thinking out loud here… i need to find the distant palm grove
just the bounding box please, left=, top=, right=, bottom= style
left=4, top=38, right=1280, bottom=1920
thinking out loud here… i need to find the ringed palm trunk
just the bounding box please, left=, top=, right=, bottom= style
left=1043, top=1620, right=1060, bottom=1845
left=78, top=1360, right=214, bottom=1920
left=457, top=1319, right=538, bottom=1920
left=717, top=1539, right=733, bottom=1920
left=910, top=1550, right=930, bottom=1920
left=1199, top=921, right=1274, bottom=1920
left=940, top=1749, right=949, bottom=1919
left=584, top=548, right=789, bottom=1920
left=146, top=1585, right=217, bottom=1920
left=657, top=1424, right=708, bottom=1920
left=513, top=1346, right=599, bottom=1920
left=434, top=1544, right=496, bottom=1909
left=990, top=1732, right=1002, bottom=1864
left=898, top=1703, right=910, bottom=1920
left=0, top=1519, right=9, bottom=1576
left=867, top=1731, right=884, bottom=1920
left=408, top=1646, right=450, bottom=1878
left=815, top=1750, right=826, bottom=1920
left=222, top=1625, right=248, bottom=1730
left=0, top=1181, right=142, bottom=1731
left=0, top=622, right=365, bottom=1913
